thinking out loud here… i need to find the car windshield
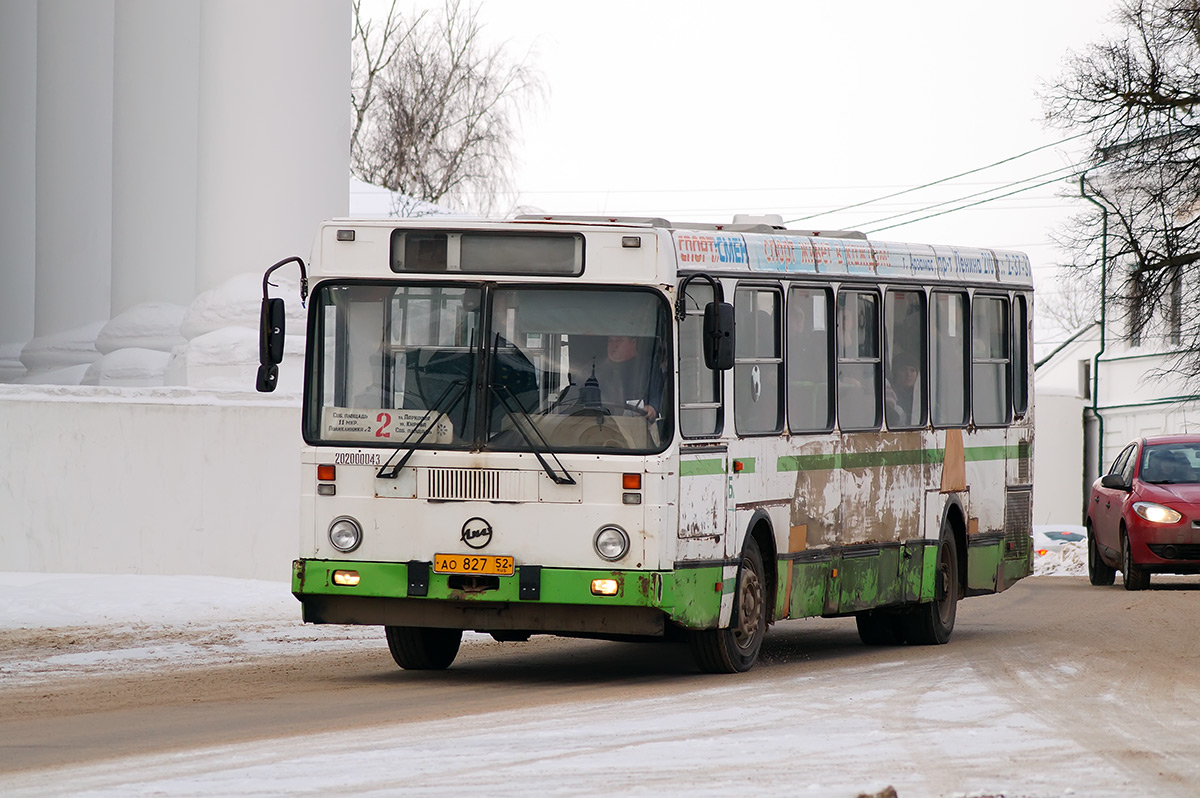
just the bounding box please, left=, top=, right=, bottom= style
left=1139, top=444, right=1200, bottom=484
left=304, top=281, right=672, bottom=454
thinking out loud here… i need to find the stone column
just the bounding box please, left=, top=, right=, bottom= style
left=21, top=0, right=115, bottom=384
left=0, top=1, right=38, bottom=382
left=87, top=0, right=200, bottom=386
left=172, top=0, right=349, bottom=390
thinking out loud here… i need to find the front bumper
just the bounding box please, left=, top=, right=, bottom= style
left=1129, top=522, right=1200, bottom=572
left=292, top=559, right=724, bottom=634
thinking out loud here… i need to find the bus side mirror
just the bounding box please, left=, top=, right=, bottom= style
left=256, top=297, right=285, bottom=393
left=703, top=301, right=734, bottom=370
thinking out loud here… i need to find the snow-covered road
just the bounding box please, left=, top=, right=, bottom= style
left=4, top=549, right=1198, bottom=798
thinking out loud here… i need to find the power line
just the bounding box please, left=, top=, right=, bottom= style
left=851, top=163, right=1084, bottom=231
left=783, top=131, right=1089, bottom=225
left=864, top=171, right=1087, bottom=235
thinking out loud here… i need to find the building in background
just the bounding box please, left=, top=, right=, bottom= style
left=1035, top=312, right=1200, bottom=526
left=0, top=0, right=349, bottom=390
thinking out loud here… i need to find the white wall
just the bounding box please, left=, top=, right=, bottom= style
left=0, top=387, right=302, bottom=582
left=1032, top=391, right=1087, bottom=525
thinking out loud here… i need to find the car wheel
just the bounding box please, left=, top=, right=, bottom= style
left=1087, top=523, right=1116, bottom=586
left=1121, top=533, right=1150, bottom=591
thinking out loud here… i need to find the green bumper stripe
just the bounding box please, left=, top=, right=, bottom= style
left=292, top=559, right=722, bottom=628
left=295, top=560, right=666, bottom=607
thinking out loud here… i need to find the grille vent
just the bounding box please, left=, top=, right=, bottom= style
left=1016, top=439, right=1032, bottom=483
left=421, top=468, right=534, bottom=502
left=1004, top=487, right=1032, bottom=559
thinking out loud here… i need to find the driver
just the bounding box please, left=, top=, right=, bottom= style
left=1155, top=451, right=1191, bottom=483
left=589, top=335, right=663, bottom=422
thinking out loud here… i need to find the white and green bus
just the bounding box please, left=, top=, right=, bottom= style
left=257, top=213, right=1033, bottom=673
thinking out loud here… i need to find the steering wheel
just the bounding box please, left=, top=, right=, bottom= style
left=564, top=401, right=647, bottom=419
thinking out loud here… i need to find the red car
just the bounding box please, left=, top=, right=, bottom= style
left=1087, top=435, right=1200, bottom=590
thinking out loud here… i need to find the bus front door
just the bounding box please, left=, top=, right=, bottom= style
left=677, top=444, right=729, bottom=562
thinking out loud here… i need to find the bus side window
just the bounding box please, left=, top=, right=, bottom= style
left=884, top=289, right=926, bottom=429
left=836, top=290, right=881, bottom=430
left=972, top=295, right=1010, bottom=426
left=787, top=286, right=832, bottom=432
left=931, top=291, right=968, bottom=427
left=734, top=286, right=783, bottom=435
left=1013, top=294, right=1030, bottom=417
left=679, top=282, right=722, bottom=437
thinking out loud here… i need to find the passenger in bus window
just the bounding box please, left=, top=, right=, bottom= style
left=885, top=353, right=920, bottom=427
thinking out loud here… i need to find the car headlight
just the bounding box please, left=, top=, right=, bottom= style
left=329, top=516, right=363, bottom=552
left=1132, top=502, right=1183, bottom=525
left=594, top=525, right=629, bottom=561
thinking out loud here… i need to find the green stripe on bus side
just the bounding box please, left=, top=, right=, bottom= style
left=680, top=458, right=725, bottom=477
left=777, top=445, right=1020, bottom=473
left=963, top=445, right=1019, bottom=462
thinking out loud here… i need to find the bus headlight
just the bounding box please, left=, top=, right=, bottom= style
left=594, top=525, right=629, bottom=561
left=329, top=516, right=363, bottom=552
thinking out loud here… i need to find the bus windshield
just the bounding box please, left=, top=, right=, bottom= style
left=305, top=281, right=672, bottom=454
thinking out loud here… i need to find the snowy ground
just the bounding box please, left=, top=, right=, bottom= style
left=0, top=548, right=1108, bottom=798
left=0, top=544, right=1085, bottom=687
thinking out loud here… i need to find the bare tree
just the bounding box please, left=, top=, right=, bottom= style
left=1037, top=265, right=1102, bottom=339
left=351, top=0, right=543, bottom=216
left=350, top=0, right=422, bottom=172
left=1044, top=0, right=1200, bottom=377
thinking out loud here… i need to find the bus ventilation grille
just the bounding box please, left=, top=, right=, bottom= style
left=1003, top=487, right=1032, bottom=559
left=1017, top=439, right=1032, bottom=483
left=422, top=468, right=533, bottom=502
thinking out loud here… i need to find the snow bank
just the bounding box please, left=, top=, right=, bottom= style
left=1034, top=541, right=1088, bottom=577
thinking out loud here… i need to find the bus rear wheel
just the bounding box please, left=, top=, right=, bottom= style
left=385, top=626, right=462, bottom=670
left=689, top=537, right=767, bottom=673
left=902, top=525, right=959, bottom=646
left=855, top=610, right=905, bottom=645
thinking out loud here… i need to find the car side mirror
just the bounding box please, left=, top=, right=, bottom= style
left=1100, top=473, right=1129, bottom=491
left=703, top=301, right=734, bottom=371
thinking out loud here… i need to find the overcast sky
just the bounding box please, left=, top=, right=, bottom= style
left=383, top=1, right=1117, bottom=340
left=477, top=3, right=1109, bottom=247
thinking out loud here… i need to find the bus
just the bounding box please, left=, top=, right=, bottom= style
left=256, top=213, right=1033, bottom=673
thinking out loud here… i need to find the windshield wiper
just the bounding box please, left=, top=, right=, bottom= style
left=376, top=379, right=468, bottom=480
left=492, top=383, right=576, bottom=486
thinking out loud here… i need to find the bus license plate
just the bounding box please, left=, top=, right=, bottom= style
left=433, top=553, right=514, bottom=576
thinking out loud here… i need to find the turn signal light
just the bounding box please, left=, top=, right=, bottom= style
left=622, top=473, right=641, bottom=490
left=317, top=464, right=336, bottom=481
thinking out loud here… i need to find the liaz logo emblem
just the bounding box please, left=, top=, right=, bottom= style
left=460, top=517, right=493, bottom=549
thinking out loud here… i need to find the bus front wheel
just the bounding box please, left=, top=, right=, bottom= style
left=689, top=537, right=767, bottom=673
left=385, top=626, right=462, bottom=670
